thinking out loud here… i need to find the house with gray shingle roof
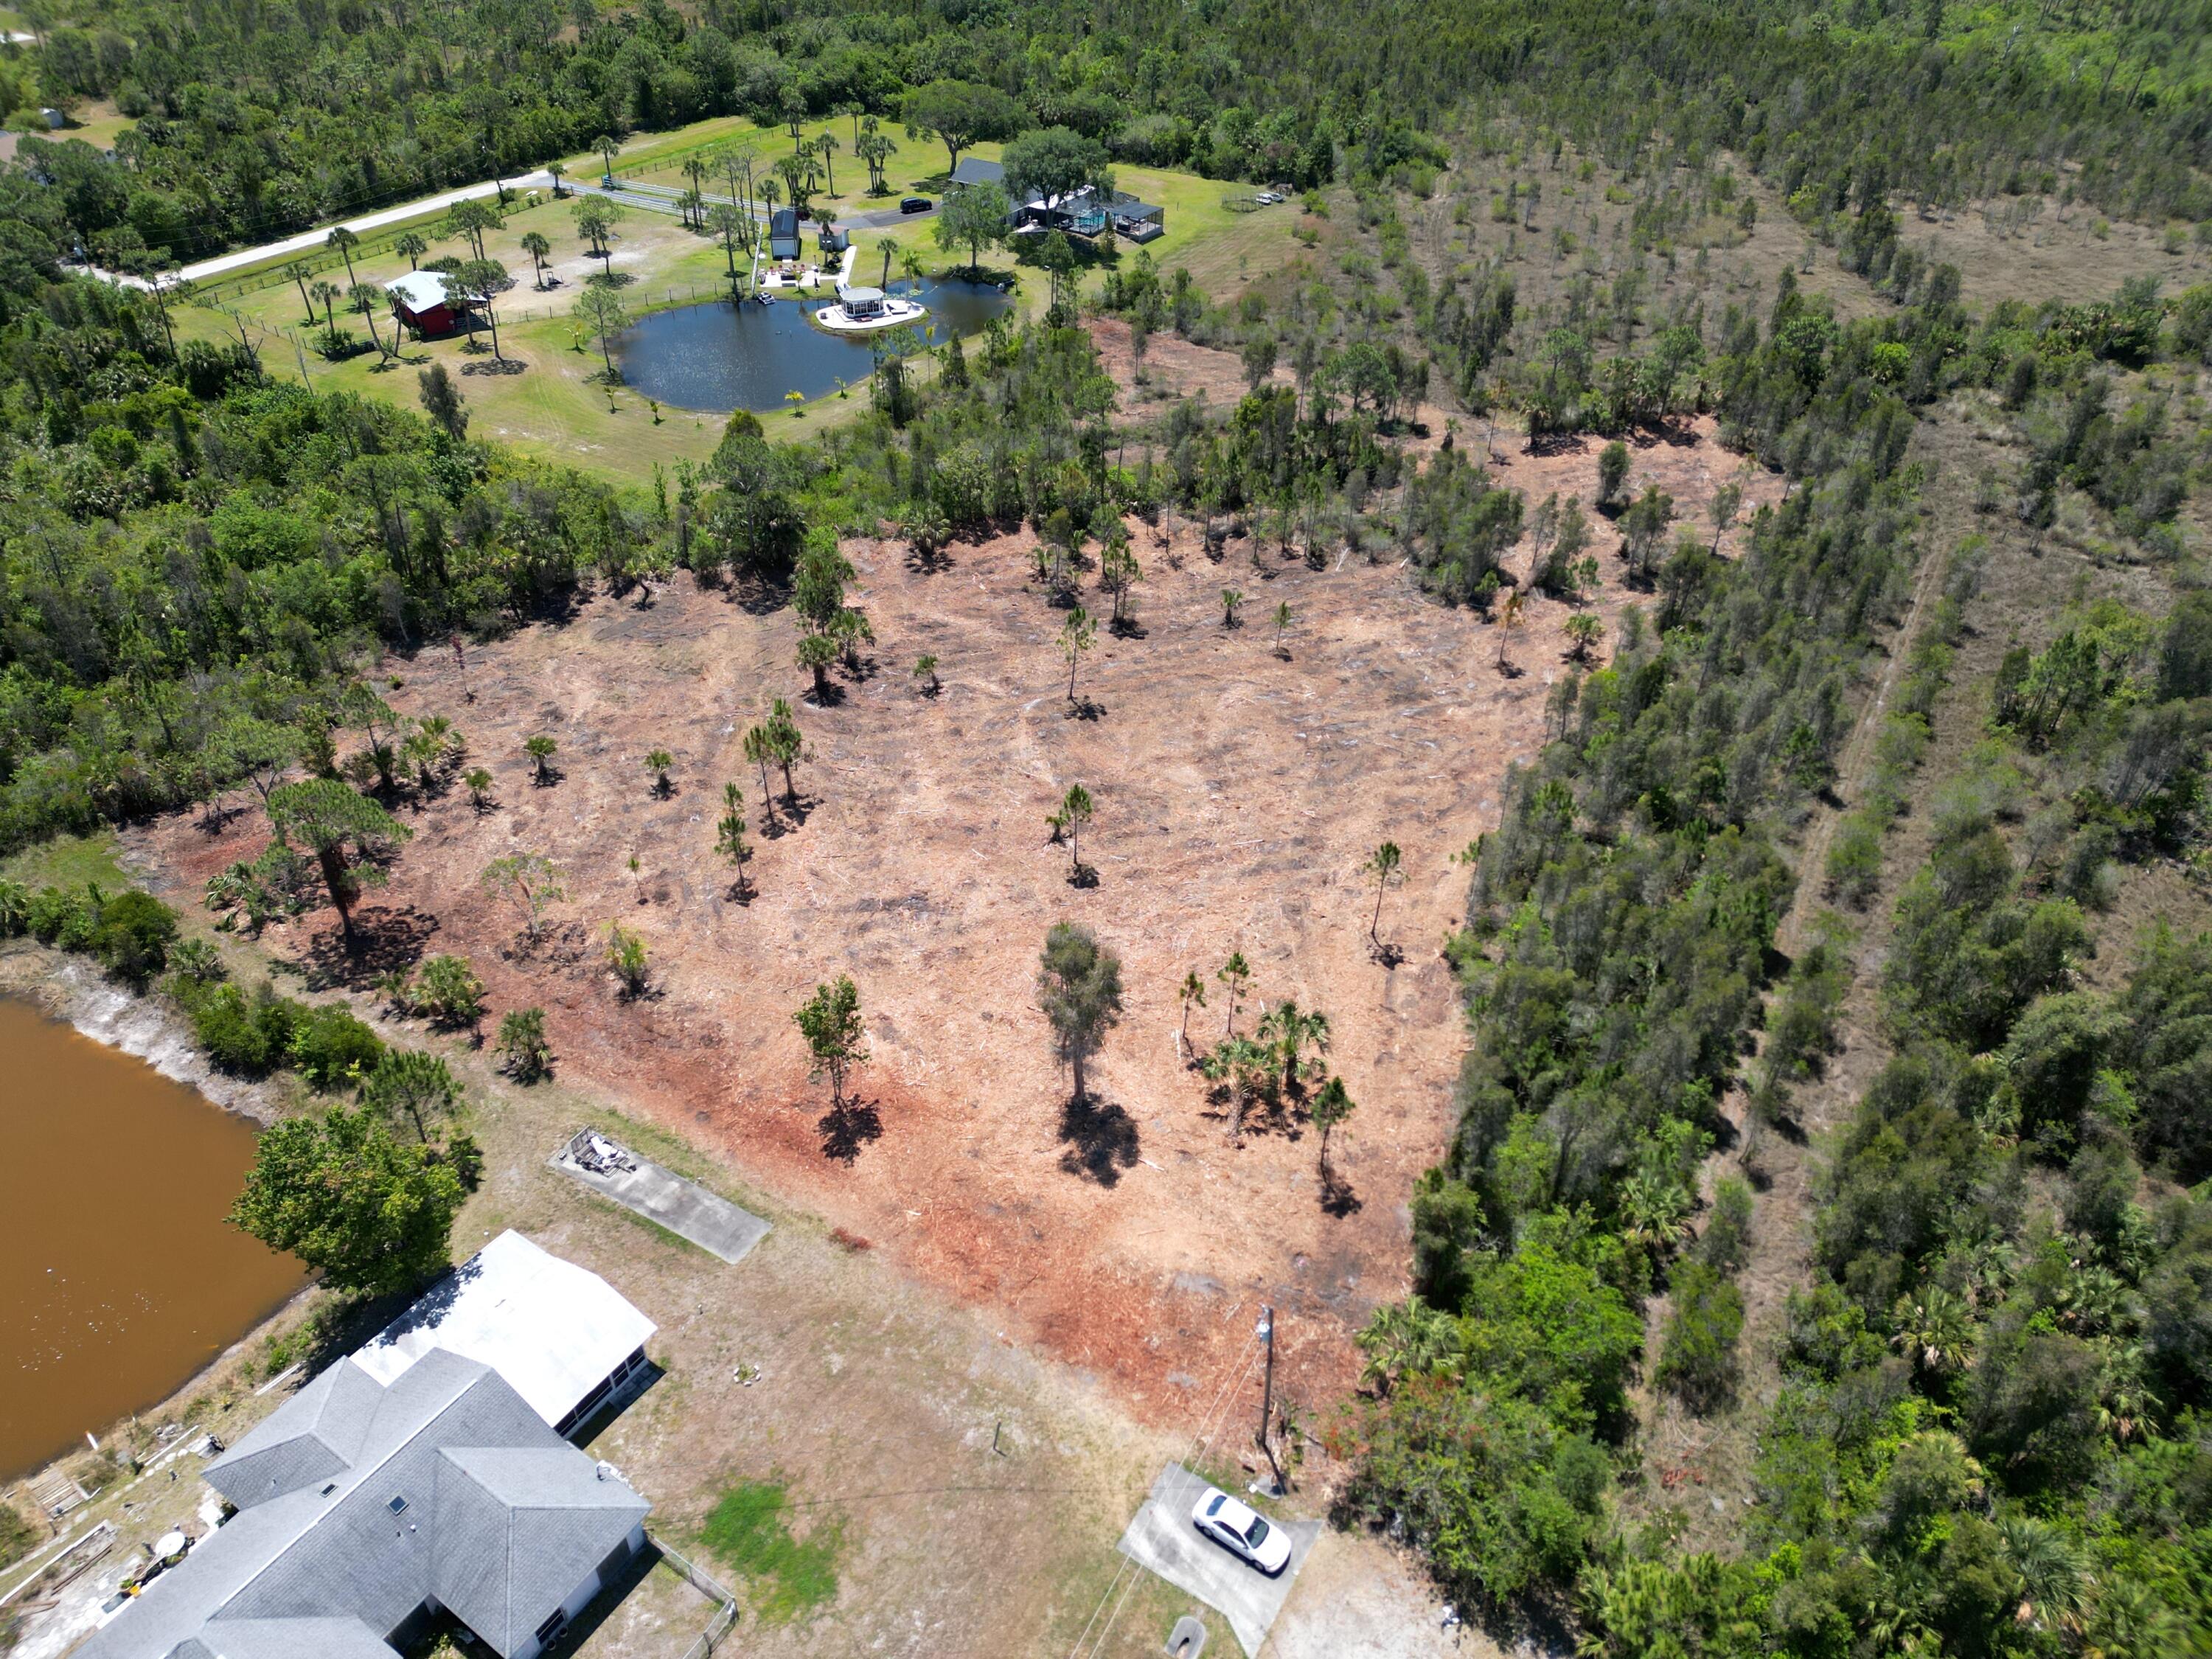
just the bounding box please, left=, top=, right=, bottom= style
left=947, top=156, right=1006, bottom=190
left=77, top=1237, right=657, bottom=1659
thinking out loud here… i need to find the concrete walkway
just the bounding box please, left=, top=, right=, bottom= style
left=1116, top=1464, right=1321, bottom=1657
left=550, top=1133, right=771, bottom=1264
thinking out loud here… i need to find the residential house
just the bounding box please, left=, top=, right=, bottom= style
left=77, top=1234, right=658, bottom=1659
left=947, top=157, right=1006, bottom=192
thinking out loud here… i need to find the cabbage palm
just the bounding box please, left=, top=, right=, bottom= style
left=1889, top=1285, right=1974, bottom=1379
left=1256, top=999, right=1329, bottom=1096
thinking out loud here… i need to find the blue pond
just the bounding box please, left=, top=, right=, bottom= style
left=616, top=279, right=1014, bottom=413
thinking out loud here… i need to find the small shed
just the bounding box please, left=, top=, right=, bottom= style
left=768, top=206, right=801, bottom=261
left=385, top=270, right=458, bottom=335
left=817, top=222, right=849, bottom=254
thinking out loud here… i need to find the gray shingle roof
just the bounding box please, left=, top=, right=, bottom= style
left=192, top=1616, right=400, bottom=1659
left=78, top=1351, right=648, bottom=1659
left=206, top=1357, right=383, bottom=1511
left=434, top=1449, right=647, bottom=1652
left=950, top=157, right=1005, bottom=187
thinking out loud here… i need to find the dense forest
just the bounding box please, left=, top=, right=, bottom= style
left=4, top=0, right=2207, bottom=265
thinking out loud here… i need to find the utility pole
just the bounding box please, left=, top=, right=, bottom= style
left=1255, top=1305, right=1284, bottom=1494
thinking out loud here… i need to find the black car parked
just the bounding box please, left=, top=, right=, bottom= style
left=899, top=196, right=932, bottom=214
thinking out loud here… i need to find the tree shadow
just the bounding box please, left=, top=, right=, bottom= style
left=1058, top=1091, right=1140, bottom=1186
left=1064, top=696, right=1107, bottom=721
left=1067, top=862, right=1099, bottom=888
left=194, top=799, right=251, bottom=837
left=904, top=543, right=955, bottom=575
left=759, top=793, right=813, bottom=838
left=1495, top=659, right=1525, bottom=680
left=1524, top=431, right=1592, bottom=459
left=529, top=765, right=565, bottom=788
left=1368, top=939, right=1405, bottom=968
left=804, top=681, right=846, bottom=708
left=1107, top=617, right=1147, bottom=640
left=818, top=1097, right=883, bottom=1164
left=301, top=904, right=441, bottom=990
left=1319, top=1163, right=1363, bottom=1217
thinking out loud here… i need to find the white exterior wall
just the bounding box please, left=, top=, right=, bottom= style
left=508, top=1523, right=646, bottom=1659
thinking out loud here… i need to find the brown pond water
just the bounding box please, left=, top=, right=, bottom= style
left=0, top=998, right=304, bottom=1481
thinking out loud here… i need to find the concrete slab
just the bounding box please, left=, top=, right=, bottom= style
left=550, top=1134, right=771, bottom=1264
left=1116, top=1464, right=1320, bottom=1658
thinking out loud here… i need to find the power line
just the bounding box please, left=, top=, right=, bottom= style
left=1066, top=1319, right=1263, bottom=1659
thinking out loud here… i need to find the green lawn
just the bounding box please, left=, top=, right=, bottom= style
left=1, top=832, right=130, bottom=892
left=174, top=113, right=1304, bottom=488
left=58, top=99, right=135, bottom=152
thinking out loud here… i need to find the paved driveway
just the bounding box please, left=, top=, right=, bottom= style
left=551, top=1135, right=771, bottom=1263
left=1116, top=1464, right=1321, bottom=1657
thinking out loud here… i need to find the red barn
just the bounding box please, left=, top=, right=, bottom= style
left=386, top=270, right=461, bottom=335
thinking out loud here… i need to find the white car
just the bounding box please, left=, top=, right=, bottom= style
left=1191, top=1486, right=1292, bottom=1575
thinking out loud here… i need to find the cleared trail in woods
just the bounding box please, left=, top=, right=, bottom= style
left=1623, top=472, right=1957, bottom=1542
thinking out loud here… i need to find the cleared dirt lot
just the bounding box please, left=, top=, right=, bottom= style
left=134, top=372, right=1773, bottom=1436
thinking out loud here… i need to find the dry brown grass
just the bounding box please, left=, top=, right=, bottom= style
left=131, top=341, right=1771, bottom=1448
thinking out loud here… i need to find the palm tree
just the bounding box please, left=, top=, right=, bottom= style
left=1997, top=1514, right=2089, bottom=1638
left=877, top=234, right=900, bottom=291
left=327, top=226, right=361, bottom=285
left=547, top=159, right=568, bottom=197
left=349, top=283, right=391, bottom=359
left=310, top=277, right=343, bottom=334
left=1257, top=1000, right=1329, bottom=1096
left=394, top=232, right=428, bottom=271
left=1889, top=1286, right=1974, bottom=1380
left=285, top=260, right=317, bottom=322
left=1202, top=1036, right=1272, bottom=1143
left=1354, top=1298, right=1458, bottom=1397
left=1618, top=1172, right=1694, bottom=1258
left=2093, top=1345, right=2163, bottom=1444
left=899, top=245, right=926, bottom=293
left=594, top=133, right=619, bottom=184
left=521, top=229, right=552, bottom=288
left=816, top=132, right=839, bottom=198
left=772, top=153, right=807, bottom=216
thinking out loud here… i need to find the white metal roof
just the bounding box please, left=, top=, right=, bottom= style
left=351, top=1232, right=655, bottom=1427
left=384, top=270, right=453, bottom=312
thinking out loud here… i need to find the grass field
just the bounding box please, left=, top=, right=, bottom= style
left=170, top=113, right=1307, bottom=489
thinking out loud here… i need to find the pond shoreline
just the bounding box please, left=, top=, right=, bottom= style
left=0, top=945, right=310, bottom=1500
left=0, top=945, right=282, bottom=1127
